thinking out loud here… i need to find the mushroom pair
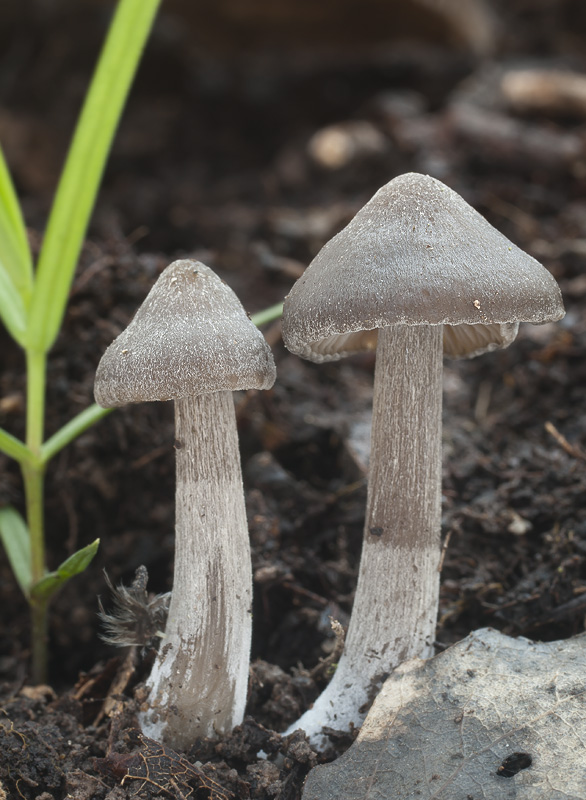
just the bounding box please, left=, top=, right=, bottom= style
left=281, top=172, right=565, bottom=747
left=94, top=260, right=275, bottom=749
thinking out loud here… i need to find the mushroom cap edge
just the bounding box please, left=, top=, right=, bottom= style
left=282, top=173, right=565, bottom=362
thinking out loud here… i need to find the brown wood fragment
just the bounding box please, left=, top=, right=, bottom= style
left=502, top=69, right=586, bottom=118
left=545, top=421, right=586, bottom=461
left=93, top=646, right=138, bottom=726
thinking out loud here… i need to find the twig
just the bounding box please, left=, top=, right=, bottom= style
left=438, top=529, right=453, bottom=573
left=309, top=618, right=346, bottom=682
left=544, top=421, right=586, bottom=461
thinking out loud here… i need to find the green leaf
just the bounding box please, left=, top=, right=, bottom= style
left=0, top=426, right=35, bottom=465
left=41, top=404, right=113, bottom=465
left=0, top=144, right=33, bottom=300
left=27, top=0, right=161, bottom=354
left=0, top=262, right=28, bottom=346
left=30, top=538, right=100, bottom=603
left=0, top=506, right=32, bottom=597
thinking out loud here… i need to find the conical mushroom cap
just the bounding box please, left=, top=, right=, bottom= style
left=282, top=173, right=565, bottom=361
left=94, top=260, right=276, bottom=407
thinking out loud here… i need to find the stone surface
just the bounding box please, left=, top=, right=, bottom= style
left=303, top=628, right=586, bottom=800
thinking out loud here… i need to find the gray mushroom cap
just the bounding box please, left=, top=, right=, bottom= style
left=94, top=260, right=276, bottom=407
left=282, top=173, right=565, bottom=361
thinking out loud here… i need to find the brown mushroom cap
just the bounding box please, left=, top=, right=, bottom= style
left=94, top=260, right=276, bottom=407
left=282, top=172, right=565, bottom=361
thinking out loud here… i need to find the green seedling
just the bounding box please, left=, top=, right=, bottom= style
left=0, top=0, right=161, bottom=683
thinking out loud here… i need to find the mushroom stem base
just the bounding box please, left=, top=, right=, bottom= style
left=140, top=390, right=252, bottom=748
left=288, top=324, right=443, bottom=747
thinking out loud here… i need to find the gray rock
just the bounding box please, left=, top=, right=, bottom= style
left=303, top=628, right=586, bottom=800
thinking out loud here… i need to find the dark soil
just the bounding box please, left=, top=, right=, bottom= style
left=1, top=1, right=586, bottom=798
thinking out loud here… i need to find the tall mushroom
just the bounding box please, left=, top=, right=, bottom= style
left=281, top=172, right=565, bottom=747
left=94, top=259, right=276, bottom=749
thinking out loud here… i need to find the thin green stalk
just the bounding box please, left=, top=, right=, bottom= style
left=251, top=301, right=284, bottom=327
left=23, top=462, right=47, bottom=684
left=26, top=349, right=46, bottom=455
left=22, top=459, right=45, bottom=589
left=41, top=403, right=113, bottom=465
left=30, top=600, right=48, bottom=686
left=25, top=348, right=47, bottom=683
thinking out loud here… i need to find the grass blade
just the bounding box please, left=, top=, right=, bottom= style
left=0, top=506, right=32, bottom=597
left=0, top=266, right=28, bottom=345
left=27, top=0, right=161, bottom=354
left=0, top=144, right=33, bottom=300
left=0, top=144, right=33, bottom=345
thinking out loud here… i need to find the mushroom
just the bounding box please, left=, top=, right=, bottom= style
left=94, top=259, right=276, bottom=749
left=281, top=172, right=565, bottom=747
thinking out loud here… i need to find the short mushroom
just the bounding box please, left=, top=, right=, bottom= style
left=94, top=259, right=276, bottom=749
left=281, top=172, right=565, bottom=747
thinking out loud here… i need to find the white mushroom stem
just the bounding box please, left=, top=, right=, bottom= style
left=140, top=390, right=252, bottom=749
left=288, top=324, right=443, bottom=747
